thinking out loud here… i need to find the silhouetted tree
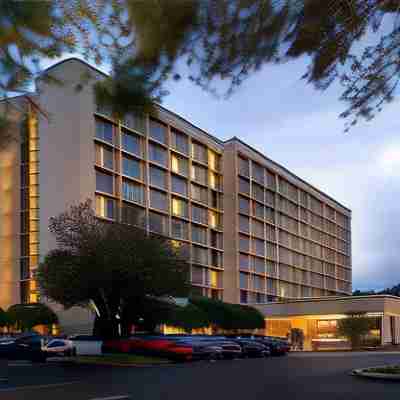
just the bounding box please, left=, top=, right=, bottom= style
left=3, top=0, right=400, bottom=146
left=37, top=200, right=190, bottom=339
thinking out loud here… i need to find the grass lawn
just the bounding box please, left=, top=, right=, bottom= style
left=367, top=366, right=400, bottom=374
left=76, top=353, right=170, bottom=365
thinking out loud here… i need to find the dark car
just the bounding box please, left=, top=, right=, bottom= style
left=231, top=338, right=270, bottom=358
left=199, top=338, right=242, bottom=359
left=0, top=334, right=47, bottom=362
left=257, top=337, right=288, bottom=356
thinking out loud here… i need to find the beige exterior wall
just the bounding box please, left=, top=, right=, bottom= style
left=0, top=101, right=24, bottom=309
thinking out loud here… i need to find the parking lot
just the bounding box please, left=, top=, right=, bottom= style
left=1, top=352, right=400, bottom=400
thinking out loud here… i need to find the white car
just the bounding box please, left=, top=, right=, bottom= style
left=42, top=339, right=76, bottom=357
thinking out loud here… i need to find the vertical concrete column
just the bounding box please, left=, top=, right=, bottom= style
left=381, top=315, right=392, bottom=345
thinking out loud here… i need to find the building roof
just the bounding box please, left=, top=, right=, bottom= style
left=41, top=57, right=350, bottom=212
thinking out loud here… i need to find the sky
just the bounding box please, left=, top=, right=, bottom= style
left=49, top=48, right=400, bottom=292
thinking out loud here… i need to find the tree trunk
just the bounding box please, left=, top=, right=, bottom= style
left=92, top=315, right=120, bottom=339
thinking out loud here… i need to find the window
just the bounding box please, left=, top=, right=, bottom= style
left=239, top=234, right=250, bottom=253
left=192, top=266, right=204, bottom=284
left=192, top=245, right=208, bottom=265
left=191, top=204, right=208, bottom=224
left=149, top=143, right=167, bottom=167
left=211, top=250, right=223, bottom=268
left=122, top=156, right=141, bottom=180
left=171, top=175, right=188, bottom=196
left=253, top=257, right=265, bottom=274
left=239, top=196, right=250, bottom=214
left=239, top=177, right=250, bottom=195
left=210, top=231, right=223, bottom=249
left=252, top=201, right=264, bottom=219
left=171, top=129, right=189, bottom=154
left=20, top=258, right=29, bottom=280
left=121, top=130, right=141, bottom=156
left=252, top=163, right=264, bottom=184
left=171, top=218, right=189, bottom=240
left=253, top=238, right=265, bottom=257
left=191, top=164, right=207, bottom=185
left=252, top=219, right=265, bottom=238
left=149, top=119, right=167, bottom=144
left=209, top=210, right=221, bottom=229
left=171, top=154, right=188, bottom=176
left=150, top=189, right=168, bottom=211
left=96, top=195, right=115, bottom=219
left=265, top=170, right=275, bottom=190
left=239, top=215, right=250, bottom=233
left=121, top=203, right=145, bottom=227
left=95, top=144, right=114, bottom=169
left=20, top=212, right=29, bottom=234
left=238, top=156, right=249, bottom=177
left=192, top=224, right=207, bottom=245
left=95, top=118, right=113, bottom=143
left=252, top=183, right=264, bottom=202
left=150, top=166, right=167, bottom=189
left=208, top=151, right=220, bottom=171
left=265, top=190, right=275, bottom=207
left=172, top=197, right=188, bottom=218
left=122, top=180, right=144, bottom=204
left=253, top=275, right=264, bottom=292
left=121, top=112, right=146, bottom=134
left=211, top=190, right=222, bottom=210
left=209, top=171, right=220, bottom=190
left=191, top=183, right=208, bottom=204
left=96, top=171, right=114, bottom=194
left=149, top=211, right=168, bottom=235
left=191, top=141, right=207, bottom=164
left=240, top=254, right=250, bottom=271
left=240, top=290, right=248, bottom=303
left=240, top=272, right=249, bottom=289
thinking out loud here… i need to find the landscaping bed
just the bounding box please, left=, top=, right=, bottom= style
left=73, top=353, right=171, bottom=366
left=352, top=365, right=400, bottom=380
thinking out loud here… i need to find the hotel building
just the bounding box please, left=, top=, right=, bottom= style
left=0, top=58, right=352, bottom=333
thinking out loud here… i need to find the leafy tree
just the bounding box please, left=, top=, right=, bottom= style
left=0, top=308, right=9, bottom=329
left=6, top=303, right=58, bottom=332
left=2, top=0, right=400, bottom=147
left=37, top=200, right=190, bottom=339
left=337, top=313, right=375, bottom=349
left=191, top=297, right=265, bottom=331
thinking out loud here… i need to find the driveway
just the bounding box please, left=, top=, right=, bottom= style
left=1, top=352, right=400, bottom=400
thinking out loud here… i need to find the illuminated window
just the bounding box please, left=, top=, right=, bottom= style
left=96, top=195, right=115, bottom=219
left=208, top=270, right=218, bottom=288
left=208, top=151, right=220, bottom=171
left=209, top=171, right=220, bottom=190
left=172, top=197, right=188, bottom=218
left=209, top=210, right=220, bottom=229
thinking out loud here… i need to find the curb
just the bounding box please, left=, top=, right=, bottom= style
left=52, top=358, right=173, bottom=368
left=351, top=366, right=400, bottom=381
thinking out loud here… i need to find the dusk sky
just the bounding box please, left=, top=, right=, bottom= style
left=51, top=50, right=400, bottom=292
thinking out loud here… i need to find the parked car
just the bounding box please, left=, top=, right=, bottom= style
left=0, top=333, right=47, bottom=362
left=171, top=338, right=223, bottom=360
left=231, top=338, right=270, bottom=358
left=42, top=339, right=76, bottom=357
left=199, top=338, right=242, bottom=359
left=256, top=337, right=289, bottom=356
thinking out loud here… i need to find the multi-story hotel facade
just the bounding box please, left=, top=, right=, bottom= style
left=0, top=58, right=352, bottom=332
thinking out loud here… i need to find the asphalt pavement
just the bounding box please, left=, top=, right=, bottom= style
left=2, top=352, right=400, bottom=400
